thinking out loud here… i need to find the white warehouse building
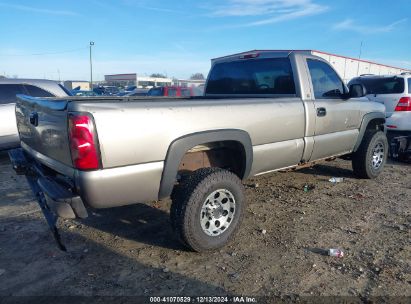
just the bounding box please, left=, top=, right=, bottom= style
left=104, top=73, right=172, bottom=88
left=311, top=50, right=410, bottom=83
left=219, top=50, right=410, bottom=84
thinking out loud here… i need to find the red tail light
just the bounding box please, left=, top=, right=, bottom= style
left=68, top=114, right=100, bottom=170
left=395, top=97, right=411, bottom=111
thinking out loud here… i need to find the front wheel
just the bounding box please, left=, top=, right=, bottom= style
left=352, top=130, right=388, bottom=179
left=170, top=168, right=245, bottom=252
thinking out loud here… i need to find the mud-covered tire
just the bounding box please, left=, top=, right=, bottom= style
left=352, top=130, right=388, bottom=179
left=170, top=168, right=245, bottom=252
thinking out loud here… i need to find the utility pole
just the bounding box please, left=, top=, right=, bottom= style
left=89, top=41, right=94, bottom=91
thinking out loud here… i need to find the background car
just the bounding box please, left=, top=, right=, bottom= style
left=147, top=86, right=197, bottom=97
left=71, top=90, right=98, bottom=97
left=92, top=86, right=119, bottom=96
left=0, top=79, right=70, bottom=150
left=124, top=88, right=149, bottom=96
left=125, top=85, right=136, bottom=92
left=102, top=86, right=120, bottom=95
left=349, top=73, right=411, bottom=142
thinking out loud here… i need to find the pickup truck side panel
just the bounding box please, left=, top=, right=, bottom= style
left=18, top=97, right=304, bottom=208
left=70, top=97, right=306, bottom=172
left=75, top=161, right=164, bottom=208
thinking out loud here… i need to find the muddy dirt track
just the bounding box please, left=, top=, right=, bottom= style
left=0, top=151, right=410, bottom=300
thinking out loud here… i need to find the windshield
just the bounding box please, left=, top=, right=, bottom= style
left=359, top=77, right=405, bottom=94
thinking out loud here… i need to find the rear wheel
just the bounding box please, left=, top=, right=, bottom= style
left=170, top=168, right=245, bottom=252
left=352, top=130, right=388, bottom=179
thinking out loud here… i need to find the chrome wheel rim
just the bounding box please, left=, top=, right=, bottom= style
left=200, top=189, right=236, bottom=236
left=372, top=142, right=384, bottom=169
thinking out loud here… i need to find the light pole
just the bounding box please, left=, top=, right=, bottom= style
left=89, top=41, right=94, bottom=91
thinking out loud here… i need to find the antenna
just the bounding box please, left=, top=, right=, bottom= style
left=358, top=41, right=363, bottom=59
left=356, top=41, right=363, bottom=76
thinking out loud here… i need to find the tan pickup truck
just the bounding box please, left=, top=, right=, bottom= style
left=10, top=50, right=387, bottom=252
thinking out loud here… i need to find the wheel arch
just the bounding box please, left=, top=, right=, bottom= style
left=353, top=112, right=386, bottom=152
left=158, top=129, right=253, bottom=199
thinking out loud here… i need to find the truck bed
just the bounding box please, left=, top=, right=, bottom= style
left=16, top=94, right=306, bottom=173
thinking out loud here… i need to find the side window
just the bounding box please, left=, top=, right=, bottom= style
left=408, top=78, right=411, bottom=94
left=307, top=59, right=345, bottom=99
left=0, top=84, right=25, bottom=104
left=24, top=85, right=54, bottom=97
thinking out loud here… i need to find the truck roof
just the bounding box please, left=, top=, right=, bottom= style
left=211, top=50, right=313, bottom=63
left=0, top=78, right=60, bottom=85
left=0, top=78, right=70, bottom=97
left=212, top=49, right=411, bottom=72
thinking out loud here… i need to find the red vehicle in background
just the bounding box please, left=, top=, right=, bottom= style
left=147, top=86, right=203, bottom=97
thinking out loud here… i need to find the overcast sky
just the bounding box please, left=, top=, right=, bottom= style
left=0, top=0, right=410, bottom=81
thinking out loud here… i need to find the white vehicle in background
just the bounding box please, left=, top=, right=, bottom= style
left=0, top=79, right=70, bottom=150
left=349, top=73, right=411, bottom=141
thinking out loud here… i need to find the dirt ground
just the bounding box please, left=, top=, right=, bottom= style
left=0, top=150, right=410, bottom=300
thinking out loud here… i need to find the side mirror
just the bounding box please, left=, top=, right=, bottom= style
left=348, top=84, right=367, bottom=98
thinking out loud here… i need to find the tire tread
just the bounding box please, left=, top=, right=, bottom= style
left=170, top=168, right=245, bottom=252
left=352, top=130, right=387, bottom=179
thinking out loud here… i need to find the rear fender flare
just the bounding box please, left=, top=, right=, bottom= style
left=158, top=129, right=253, bottom=199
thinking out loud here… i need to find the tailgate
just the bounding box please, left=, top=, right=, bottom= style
left=16, top=95, right=73, bottom=167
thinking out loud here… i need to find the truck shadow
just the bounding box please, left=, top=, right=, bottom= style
left=0, top=216, right=227, bottom=296
left=297, top=163, right=355, bottom=179
left=1, top=150, right=184, bottom=252
left=0, top=150, right=12, bottom=164
left=78, top=203, right=186, bottom=251
left=387, top=158, right=411, bottom=167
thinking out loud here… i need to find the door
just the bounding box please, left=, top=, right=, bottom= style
left=306, top=59, right=361, bottom=160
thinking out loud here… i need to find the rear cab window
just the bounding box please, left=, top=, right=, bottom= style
left=408, top=78, right=411, bottom=94
left=205, top=57, right=296, bottom=95
left=358, top=77, right=405, bottom=95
